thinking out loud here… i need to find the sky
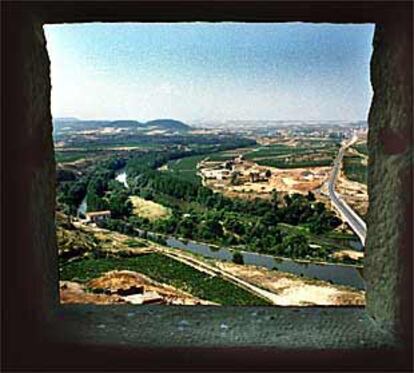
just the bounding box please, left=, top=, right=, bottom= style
left=44, top=22, right=374, bottom=123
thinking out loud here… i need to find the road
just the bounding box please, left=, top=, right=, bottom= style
left=327, top=136, right=367, bottom=246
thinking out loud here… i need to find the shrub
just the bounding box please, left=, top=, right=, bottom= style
left=232, top=251, right=244, bottom=265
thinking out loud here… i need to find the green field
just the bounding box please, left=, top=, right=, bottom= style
left=352, top=143, right=368, bottom=156
left=243, top=145, right=309, bottom=159
left=256, top=158, right=333, bottom=169
left=242, top=144, right=336, bottom=169
left=206, top=154, right=234, bottom=161
left=343, top=155, right=367, bottom=185
left=296, top=138, right=341, bottom=146
left=203, top=142, right=337, bottom=169
left=60, top=252, right=270, bottom=305
left=205, top=146, right=257, bottom=162
left=166, top=155, right=206, bottom=184
left=55, top=151, right=89, bottom=163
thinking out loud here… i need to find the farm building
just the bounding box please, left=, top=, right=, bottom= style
left=85, top=210, right=111, bottom=223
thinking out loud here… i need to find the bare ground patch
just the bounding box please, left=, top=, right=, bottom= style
left=129, top=196, right=172, bottom=221
left=213, top=261, right=365, bottom=306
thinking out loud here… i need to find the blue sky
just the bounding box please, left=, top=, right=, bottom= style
left=44, top=22, right=374, bottom=123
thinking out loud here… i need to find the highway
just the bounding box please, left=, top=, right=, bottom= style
left=327, top=136, right=367, bottom=246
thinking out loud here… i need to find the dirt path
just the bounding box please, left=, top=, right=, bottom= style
left=155, top=247, right=281, bottom=304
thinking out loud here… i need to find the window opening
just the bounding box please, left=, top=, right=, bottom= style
left=45, top=22, right=374, bottom=307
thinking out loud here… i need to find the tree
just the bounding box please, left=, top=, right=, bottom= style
left=270, top=189, right=279, bottom=210
left=86, top=192, right=109, bottom=212
left=224, top=217, right=245, bottom=236
left=108, top=179, right=125, bottom=192
left=177, top=218, right=197, bottom=239
left=261, top=211, right=278, bottom=226
left=314, top=202, right=326, bottom=214
left=232, top=251, right=244, bottom=265
left=278, top=233, right=309, bottom=259
left=140, top=189, right=154, bottom=201
left=204, top=217, right=224, bottom=237
left=308, top=217, right=325, bottom=234
left=224, top=161, right=233, bottom=170
left=306, top=191, right=316, bottom=202
left=230, top=171, right=241, bottom=186
left=284, top=194, right=292, bottom=206
left=108, top=190, right=133, bottom=219
left=88, top=175, right=107, bottom=197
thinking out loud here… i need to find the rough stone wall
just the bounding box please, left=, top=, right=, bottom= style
left=3, top=8, right=58, bottom=344
left=366, top=21, right=413, bottom=340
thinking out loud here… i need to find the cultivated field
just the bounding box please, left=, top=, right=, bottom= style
left=206, top=140, right=338, bottom=169
left=343, top=142, right=368, bottom=185
left=166, top=154, right=206, bottom=184
left=60, top=252, right=270, bottom=306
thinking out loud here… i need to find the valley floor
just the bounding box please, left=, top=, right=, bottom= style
left=59, top=221, right=365, bottom=306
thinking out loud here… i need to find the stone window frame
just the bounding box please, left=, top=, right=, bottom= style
left=2, top=1, right=412, bottom=371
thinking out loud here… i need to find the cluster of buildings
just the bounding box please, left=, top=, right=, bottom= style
left=300, top=170, right=327, bottom=181
left=200, top=155, right=271, bottom=185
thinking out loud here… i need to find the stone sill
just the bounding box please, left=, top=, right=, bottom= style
left=54, top=305, right=397, bottom=349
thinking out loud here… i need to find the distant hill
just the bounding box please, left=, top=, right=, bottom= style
left=54, top=117, right=80, bottom=122
left=144, top=119, right=190, bottom=131
left=53, top=119, right=111, bottom=131
left=107, top=120, right=144, bottom=128
left=53, top=118, right=191, bottom=132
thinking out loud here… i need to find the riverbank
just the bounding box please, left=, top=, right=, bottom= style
left=213, top=261, right=364, bottom=306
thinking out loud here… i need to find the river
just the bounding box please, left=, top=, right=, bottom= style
left=164, top=238, right=365, bottom=290
left=115, top=170, right=128, bottom=189
left=76, top=168, right=365, bottom=290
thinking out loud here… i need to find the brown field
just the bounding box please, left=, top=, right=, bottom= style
left=129, top=196, right=171, bottom=221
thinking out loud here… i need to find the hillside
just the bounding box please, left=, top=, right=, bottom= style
left=144, top=119, right=190, bottom=131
